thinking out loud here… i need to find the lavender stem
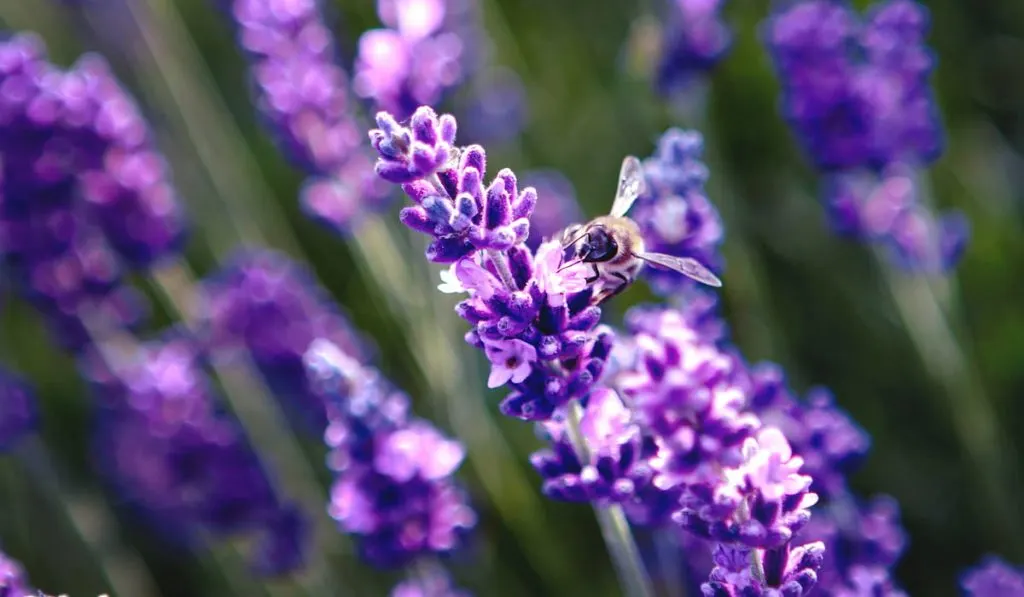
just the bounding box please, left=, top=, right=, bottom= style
left=487, top=249, right=519, bottom=291
left=876, top=252, right=1022, bottom=554
left=565, top=400, right=656, bottom=597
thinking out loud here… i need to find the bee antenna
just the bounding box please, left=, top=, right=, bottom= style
left=562, top=229, right=589, bottom=250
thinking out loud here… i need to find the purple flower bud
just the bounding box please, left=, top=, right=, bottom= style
left=701, top=541, right=825, bottom=596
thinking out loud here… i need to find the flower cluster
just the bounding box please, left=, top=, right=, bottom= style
left=960, top=556, right=1024, bottom=596
left=702, top=541, right=825, bottom=597
left=763, top=0, right=966, bottom=273
left=198, top=248, right=370, bottom=430
left=88, top=333, right=307, bottom=575
left=744, top=362, right=871, bottom=500
left=0, top=368, right=38, bottom=451
left=371, top=107, right=614, bottom=421
left=799, top=496, right=908, bottom=596
left=655, top=0, right=732, bottom=94
left=632, top=129, right=725, bottom=295
left=0, top=34, right=186, bottom=349
left=305, top=339, right=476, bottom=569
left=223, top=0, right=388, bottom=232
left=390, top=564, right=471, bottom=597
left=353, top=0, right=481, bottom=119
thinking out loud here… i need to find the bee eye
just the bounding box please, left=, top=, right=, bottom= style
left=582, top=229, right=617, bottom=262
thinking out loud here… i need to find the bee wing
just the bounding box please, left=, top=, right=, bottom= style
left=638, top=252, right=722, bottom=287
left=610, top=156, right=646, bottom=218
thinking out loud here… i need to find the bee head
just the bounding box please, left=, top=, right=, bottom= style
left=578, top=226, right=618, bottom=263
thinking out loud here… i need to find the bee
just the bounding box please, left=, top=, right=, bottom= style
left=559, top=155, right=722, bottom=304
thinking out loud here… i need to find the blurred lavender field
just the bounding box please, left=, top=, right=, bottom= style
left=0, top=0, right=1023, bottom=596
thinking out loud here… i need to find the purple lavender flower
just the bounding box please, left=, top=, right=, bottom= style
left=632, top=129, right=725, bottom=295
left=521, top=170, right=581, bottom=251
left=0, top=549, right=35, bottom=597
left=306, top=339, right=476, bottom=568
left=353, top=0, right=480, bottom=120
left=824, top=169, right=969, bottom=273
left=763, top=0, right=942, bottom=171
left=960, top=556, right=1024, bottom=597
left=371, top=107, right=615, bottom=422
left=676, top=427, right=819, bottom=549
left=616, top=306, right=757, bottom=488
left=89, top=333, right=307, bottom=575
left=223, top=0, right=389, bottom=232
left=798, top=496, right=908, bottom=595
left=701, top=541, right=825, bottom=597
left=460, top=66, right=528, bottom=144
left=199, top=248, right=370, bottom=430
left=0, top=34, right=185, bottom=348
left=656, top=0, right=732, bottom=94
left=0, top=368, right=38, bottom=450
left=744, top=362, right=870, bottom=499
left=530, top=388, right=683, bottom=525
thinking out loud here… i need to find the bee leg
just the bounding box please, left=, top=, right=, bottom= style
left=585, top=264, right=601, bottom=285
left=595, top=272, right=631, bottom=305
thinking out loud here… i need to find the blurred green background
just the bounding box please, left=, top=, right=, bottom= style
left=0, top=0, right=1022, bottom=595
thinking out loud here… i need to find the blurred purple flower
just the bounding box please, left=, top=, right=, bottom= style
left=306, top=339, right=476, bottom=568
left=763, top=0, right=942, bottom=171
left=89, top=333, right=308, bottom=575
left=223, top=0, right=389, bottom=232
left=391, top=566, right=471, bottom=597
left=798, top=496, right=908, bottom=595
left=460, top=67, right=528, bottom=144
left=632, top=129, right=725, bottom=295
left=0, top=368, right=38, bottom=450
left=370, top=107, right=614, bottom=422
left=824, top=168, right=968, bottom=273
left=656, top=0, right=732, bottom=94
left=0, top=34, right=186, bottom=349
left=960, top=556, right=1024, bottom=597
left=354, top=0, right=483, bottom=120
left=199, top=248, right=370, bottom=430
left=0, top=549, right=35, bottom=597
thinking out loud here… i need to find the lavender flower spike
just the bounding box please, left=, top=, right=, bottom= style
left=701, top=541, right=825, bottom=597
left=305, top=339, right=476, bottom=568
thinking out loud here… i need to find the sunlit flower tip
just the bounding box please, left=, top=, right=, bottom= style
left=370, top=107, right=457, bottom=183
left=960, top=556, right=1024, bottom=597
left=437, top=264, right=466, bottom=293
left=0, top=369, right=38, bottom=450
left=453, top=258, right=502, bottom=299
left=534, top=240, right=589, bottom=305
left=483, top=338, right=538, bottom=388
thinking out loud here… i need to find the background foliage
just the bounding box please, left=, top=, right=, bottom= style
left=0, top=0, right=1022, bottom=595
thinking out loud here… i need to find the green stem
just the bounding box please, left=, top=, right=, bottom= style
left=875, top=253, right=1022, bottom=556
left=14, top=438, right=163, bottom=597
left=564, top=400, right=656, bottom=597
